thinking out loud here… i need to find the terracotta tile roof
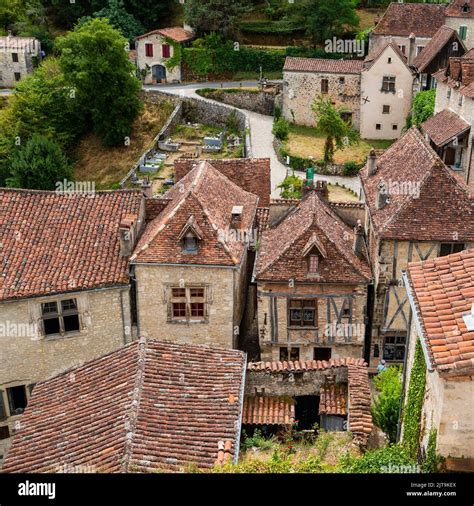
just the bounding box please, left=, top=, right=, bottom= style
left=364, top=42, right=408, bottom=69
left=131, top=161, right=259, bottom=266
left=136, top=27, right=194, bottom=43
left=247, top=357, right=367, bottom=372
left=283, top=57, right=364, bottom=74
left=445, top=0, right=474, bottom=17
left=346, top=363, right=373, bottom=445
left=243, top=396, right=295, bottom=425
left=144, top=197, right=171, bottom=222
left=413, top=26, right=462, bottom=72
left=256, top=192, right=371, bottom=284
left=372, top=2, right=446, bottom=37
left=433, top=51, right=474, bottom=96
left=422, top=108, right=471, bottom=146
left=0, top=189, right=143, bottom=301
left=2, top=339, right=246, bottom=473
left=174, top=158, right=271, bottom=208
left=319, top=383, right=348, bottom=416
left=360, top=127, right=474, bottom=241
left=255, top=207, right=269, bottom=236
left=406, top=249, right=474, bottom=375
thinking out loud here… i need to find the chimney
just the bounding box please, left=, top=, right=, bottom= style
left=141, top=176, right=153, bottom=198
left=231, top=205, right=243, bottom=228
left=367, top=149, right=377, bottom=176
left=314, top=180, right=328, bottom=200
left=408, top=32, right=416, bottom=65
left=353, top=219, right=365, bottom=257
left=376, top=181, right=390, bottom=210
left=119, top=214, right=137, bottom=257
left=449, top=57, right=462, bottom=82
left=461, top=59, right=474, bottom=86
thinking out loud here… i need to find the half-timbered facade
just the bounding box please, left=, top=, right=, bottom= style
left=360, top=127, right=474, bottom=369
left=255, top=185, right=372, bottom=363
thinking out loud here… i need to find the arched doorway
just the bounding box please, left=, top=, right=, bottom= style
left=152, top=64, right=166, bottom=83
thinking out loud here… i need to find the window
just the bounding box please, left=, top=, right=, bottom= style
left=170, top=286, right=206, bottom=322
left=145, top=43, right=154, bottom=57
left=12, top=53, right=18, bottom=63
left=14, top=72, right=21, bottom=82
left=387, top=57, right=392, bottom=64
left=392, top=124, right=398, bottom=130
left=339, top=76, right=345, bottom=84
left=41, top=298, right=80, bottom=336
left=376, top=123, right=381, bottom=130
left=439, top=243, right=465, bottom=256
left=459, top=26, right=468, bottom=41
left=288, top=299, right=316, bottom=327
left=183, top=232, right=199, bottom=253
left=321, top=78, right=329, bottom=94
left=0, top=390, right=6, bottom=421
left=462, top=2, right=470, bottom=13
left=7, top=386, right=27, bottom=416
left=459, top=94, right=463, bottom=106
left=383, top=335, right=406, bottom=361
left=314, top=347, right=331, bottom=361
left=280, top=347, right=300, bottom=362
left=308, top=254, right=319, bottom=274
left=382, top=76, right=396, bottom=93
left=447, top=88, right=452, bottom=99
left=162, top=44, right=171, bottom=58
left=0, top=425, right=9, bottom=440
left=382, top=104, right=390, bottom=114
left=398, top=45, right=406, bottom=54
left=416, top=46, right=425, bottom=56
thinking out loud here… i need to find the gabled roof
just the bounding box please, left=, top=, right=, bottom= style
left=422, top=108, right=470, bottom=146
left=255, top=192, right=371, bottom=284
left=174, top=158, right=271, bottom=207
left=0, top=189, right=143, bottom=301
left=364, top=41, right=409, bottom=70
left=372, top=2, right=446, bottom=37
left=413, top=25, right=464, bottom=72
left=131, top=161, right=259, bottom=266
left=283, top=57, right=364, bottom=75
left=406, top=249, right=474, bottom=375
left=136, top=27, right=194, bottom=43
left=2, top=339, right=246, bottom=472
left=433, top=51, right=474, bottom=97
left=445, top=0, right=474, bottom=17
left=360, top=127, right=474, bottom=241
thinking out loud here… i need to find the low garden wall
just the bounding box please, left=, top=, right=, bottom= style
left=197, top=88, right=275, bottom=116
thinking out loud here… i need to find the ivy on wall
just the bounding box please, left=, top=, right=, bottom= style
left=421, top=428, right=439, bottom=472
left=163, top=37, right=182, bottom=71
left=402, top=339, right=427, bottom=460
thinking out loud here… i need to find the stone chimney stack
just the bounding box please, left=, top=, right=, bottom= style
left=461, top=59, right=474, bottom=86
left=119, top=214, right=137, bottom=257
left=450, top=57, right=462, bottom=82
left=376, top=181, right=390, bottom=210
left=367, top=149, right=377, bottom=176
left=353, top=219, right=365, bottom=258
left=408, top=32, right=416, bottom=65
left=141, top=176, right=153, bottom=198
left=231, top=205, right=243, bottom=229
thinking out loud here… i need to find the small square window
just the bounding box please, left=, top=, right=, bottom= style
left=392, top=124, right=398, bottom=130
left=0, top=425, right=10, bottom=440
left=61, top=299, right=77, bottom=312
left=12, top=53, right=18, bottom=63
left=382, top=105, right=390, bottom=114
left=172, top=288, right=186, bottom=298
left=376, top=124, right=381, bottom=130
left=42, top=301, right=58, bottom=315
left=314, top=347, right=331, bottom=361
left=280, top=347, right=300, bottom=362
left=190, top=302, right=204, bottom=317
left=7, top=386, right=27, bottom=416
left=172, top=302, right=186, bottom=318
left=14, top=72, right=21, bottom=82
left=339, top=76, right=345, bottom=84
left=387, top=57, right=392, bottom=63
left=190, top=288, right=204, bottom=298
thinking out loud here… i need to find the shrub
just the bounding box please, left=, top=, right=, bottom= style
left=342, top=160, right=362, bottom=176
left=406, top=89, right=435, bottom=128
left=241, top=429, right=277, bottom=451
left=274, top=105, right=282, bottom=120
left=277, top=173, right=303, bottom=198
left=372, top=365, right=403, bottom=443
left=338, top=445, right=417, bottom=473
left=272, top=117, right=290, bottom=141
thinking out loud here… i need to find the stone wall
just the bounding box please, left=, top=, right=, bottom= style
left=283, top=70, right=361, bottom=127
left=198, top=89, right=275, bottom=116
left=0, top=41, right=38, bottom=88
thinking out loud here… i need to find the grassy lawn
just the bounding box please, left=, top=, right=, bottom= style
left=285, top=124, right=394, bottom=164
left=73, top=97, right=175, bottom=189
left=328, top=183, right=358, bottom=202
left=356, top=8, right=385, bottom=31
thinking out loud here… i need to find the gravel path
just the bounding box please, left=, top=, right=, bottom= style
left=145, top=82, right=361, bottom=198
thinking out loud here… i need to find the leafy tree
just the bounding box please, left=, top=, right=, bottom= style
left=291, top=0, right=359, bottom=44
left=56, top=18, right=142, bottom=146
left=277, top=174, right=303, bottom=199
left=44, top=0, right=107, bottom=28
left=272, top=117, right=289, bottom=141
left=372, top=366, right=403, bottom=443
left=184, top=0, right=251, bottom=38
left=312, top=96, right=359, bottom=163
left=123, top=0, right=173, bottom=30
left=6, top=135, right=73, bottom=190
left=406, top=89, right=435, bottom=128
left=79, top=0, right=144, bottom=44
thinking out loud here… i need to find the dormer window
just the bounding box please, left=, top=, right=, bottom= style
left=302, top=233, right=326, bottom=277
left=183, top=232, right=198, bottom=253
left=462, top=2, right=470, bottom=13
left=308, top=254, right=319, bottom=273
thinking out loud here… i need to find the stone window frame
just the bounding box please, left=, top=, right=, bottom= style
left=381, top=75, right=396, bottom=93
left=0, top=382, right=35, bottom=420
left=38, top=296, right=82, bottom=339
left=280, top=346, right=300, bottom=362
left=145, top=42, right=154, bottom=57
left=166, top=283, right=211, bottom=324
left=11, top=52, right=18, bottom=63
left=321, top=78, right=329, bottom=94
left=287, top=299, right=318, bottom=329
left=14, top=72, right=21, bottom=82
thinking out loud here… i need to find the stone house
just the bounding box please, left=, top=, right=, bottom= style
left=360, top=43, right=415, bottom=140
left=412, top=25, right=466, bottom=91
left=423, top=51, right=474, bottom=188
left=244, top=357, right=372, bottom=445
left=2, top=338, right=246, bottom=472
left=370, top=3, right=446, bottom=65
left=255, top=184, right=372, bottom=364
left=130, top=161, right=262, bottom=350
left=402, top=249, right=474, bottom=471
left=0, top=35, right=40, bottom=88
left=0, top=188, right=145, bottom=463
left=282, top=57, right=364, bottom=128
left=135, top=27, right=193, bottom=84
left=359, top=127, right=474, bottom=370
